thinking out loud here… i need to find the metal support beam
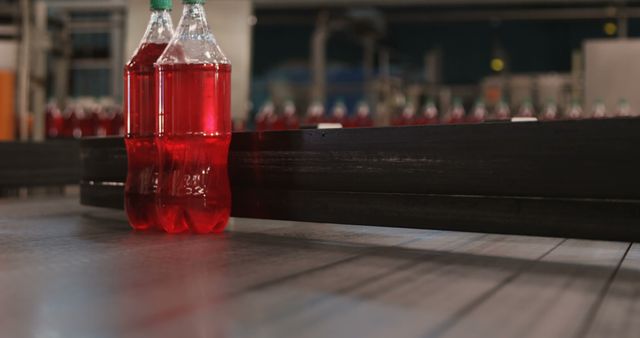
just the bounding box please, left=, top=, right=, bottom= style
left=310, top=11, right=329, bottom=103
left=16, top=0, right=31, bottom=141
left=362, top=34, right=375, bottom=102
left=53, top=11, right=71, bottom=109
left=32, top=0, right=48, bottom=142
left=110, top=11, right=124, bottom=103
left=45, top=0, right=126, bottom=11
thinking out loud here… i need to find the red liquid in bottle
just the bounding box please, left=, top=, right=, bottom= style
left=124, top=42, right=167, bottom=230
left=156, top=63, right=231, bottom=234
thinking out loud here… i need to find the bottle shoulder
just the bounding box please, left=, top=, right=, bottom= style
left=125, top=43, right=169, bottom=72
left=156, top=4, right=230, bottom=66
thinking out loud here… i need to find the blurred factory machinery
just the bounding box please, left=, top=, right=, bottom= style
left=2, top=0, right=640, bottom=138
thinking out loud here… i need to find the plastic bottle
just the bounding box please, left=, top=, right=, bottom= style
left=328, top=99, right=348, bottom=126
left=124, top=0, right=174, bottom=230
left=444, top=97, right=465, bottom=124
left=417, top=99, right=439, bottom=125
left=305, top=100, right=325, bottom=126
left=276, top=99, right=299, bottom=130
left=517, top=98, right=535, bottom=118
left=45, top=101, right=63, bottom=138
left=616, top=98, right=633, bottom=117
left=540, top=99, right=558, bottom=121
left=61, top=101, right=80, bottom=138
left=467, top=99, right=487, bottom=123
left=156, top=0, right=231, bottom=234
left=350, top=101, right=374, bottom=128
left=255, top=100, right=276, bottom=131
left=566, top=99, right=583, bottom=119
left=77, top=99, right=96, bottom=137
left=591, top=98, right=607, bottom=119
left=392, top=103, right=416, bottom=126
left=493, top=99, right=511, bottom=120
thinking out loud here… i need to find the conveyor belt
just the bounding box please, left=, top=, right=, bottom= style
left=0, top=197, right=637, bottom=338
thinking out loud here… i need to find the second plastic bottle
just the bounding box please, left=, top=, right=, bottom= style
left=155, top=0, right=232, bottom=234
left=124, top=0, right=173, bottom=230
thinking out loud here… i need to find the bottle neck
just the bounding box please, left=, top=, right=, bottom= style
left=142, top=9, right=173, bottom=44
left=177, top=4, right=214, bottom=41
left=183, top=4, right=205, bottom=19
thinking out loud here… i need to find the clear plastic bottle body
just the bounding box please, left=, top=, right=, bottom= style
left=156, top=2, right=232, bottom=234
left=124, top=7, right=173, bottom=231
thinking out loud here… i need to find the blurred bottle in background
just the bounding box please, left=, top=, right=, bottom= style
left=45, top=100, right=64, bottom=138
left=76, top=104, right=93, bottom=137
left=616, top=98, right=633, bottom=117
left=466, top=99, right=487, bottom=123
left=349, top=101, right=374, bottom=128
left=444, top=97, right=465, bottom=124
left=305, top=100, right=325, bottom=126
left=61, top=101, right=80, bottom=138
left=591, top=98, right=607, bottom=119
left=565, top=99, right=583, bottom=119
left=493, top=99, right=511, bottom=120
left=540, top=99, right=558, bottom=121
left=328, top=99, right=348, bottom=126
left=255, top=100, right=276, bottom=131
left=392, top=103, right=416, bottom=126
left=274, top=99, right=299, bottom=130
left=517, top=98, right=535, bottom=118
left=111, top=107, right=124, bottom=136
left=416, top=99, right=439, bottom=125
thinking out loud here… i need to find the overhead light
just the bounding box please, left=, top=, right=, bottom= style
left=604, top=22, right=617, bottom=36
left=490, top=58, right=504, bottom=72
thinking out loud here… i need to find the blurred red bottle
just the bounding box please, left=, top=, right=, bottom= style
left=517, top=98, right=535, bottom=118
left=111, top=109, right=124, bottom=136
left=78, top=106, right=96, bottom=137
left=255, top=101, right=276, bottom=131
left=156, top=0, right=231, bottom=234
left=349, top=101, right=374, bottom=128
left=466, top=99, right=486, bottom=123
left=305, top=101, right=325, bottom=126
left=493, top=99, right=511, bottom=120
left=327, top=100, right=348, bottom=126
left=96, top=109, right=112, bottom=136
left=540, top=99, right=559, bottom=121
left=444, top=98, right=465, bottom=124
left=416, top=100, right=439, bottom=125
left=61, top=103, right=81, bottom=138
left=123, top=0, right=174, bottom=231
left=274, top=100, right=299, bottom=130
left=392, top=103, right=416, bottom=126
left=45, top=102, right=64, bottom=138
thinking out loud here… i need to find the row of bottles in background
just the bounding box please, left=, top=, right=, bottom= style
left=45, top=98, right=123, bottom=138
left=393, top=98, right=636, bottom=125
left=254, top=97, right=636, bottom=131
left=398, top=99, right=634, bottom=125
left=255, top=99, right=374, bottom=131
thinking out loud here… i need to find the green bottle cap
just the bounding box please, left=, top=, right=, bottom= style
left=151, top=0, right=172, bottom=10
left=183, top=0, right=205, bottom=4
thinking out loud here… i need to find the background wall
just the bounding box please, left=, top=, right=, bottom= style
left=585, top=39, right=640, bottom=112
